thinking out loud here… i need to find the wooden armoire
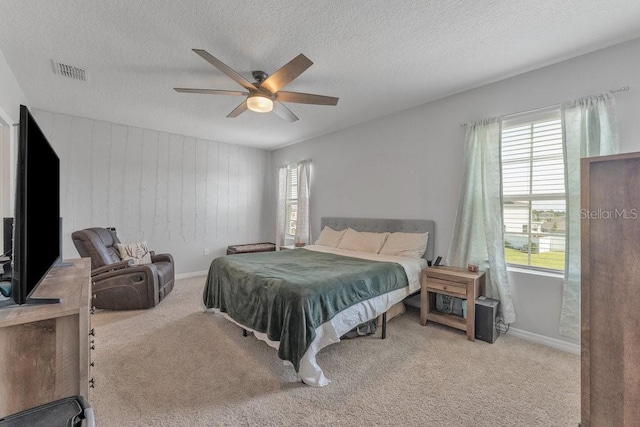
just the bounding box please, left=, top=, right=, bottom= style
left=581, top=152, right=640, bottom=426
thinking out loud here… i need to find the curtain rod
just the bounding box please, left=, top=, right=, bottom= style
left=460, top=86, right=631, bottom=127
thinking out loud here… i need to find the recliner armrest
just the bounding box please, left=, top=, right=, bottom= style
left=150, top=253, right=173, bottom=264
left=91, top=263, right=159, bottom=309
left=91, top=260, right=134, bottom=276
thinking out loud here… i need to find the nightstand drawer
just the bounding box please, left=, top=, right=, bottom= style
left=426, top=277, right=466, bottom=296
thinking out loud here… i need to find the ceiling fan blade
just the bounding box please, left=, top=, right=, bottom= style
left=272, top=101, right=299, bottom=122
left=260, top=54, right=313, bottom=93
left=174, top=88, right=249, bottom=96
left=227, top=100, right=248, bottom=118
left=276, top=91, right=339, bottom=106
left=192, top=49, right=256, bottom=91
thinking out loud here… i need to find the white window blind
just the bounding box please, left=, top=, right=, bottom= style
left=285, top=164, right=298, bottom=237
left=501, top=106, right=566, bottom=272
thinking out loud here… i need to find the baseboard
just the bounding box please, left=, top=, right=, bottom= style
left=176, top=271, right=208, bottom=280
left=508, top=327, right=580, bottom=355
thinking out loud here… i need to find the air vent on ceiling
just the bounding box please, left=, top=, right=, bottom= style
left=52, top=60, right=87, bottom=81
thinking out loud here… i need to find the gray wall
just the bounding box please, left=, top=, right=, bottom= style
left=271, top=37, right=640, bottom=345
left=33, top=110, right=273, bottom=276
left=0, top=49, right=27, bottom=244
left=0, top=49, right=27, bottom=125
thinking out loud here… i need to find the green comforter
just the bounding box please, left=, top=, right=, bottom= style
left=203, top=248, right=408, bottom=371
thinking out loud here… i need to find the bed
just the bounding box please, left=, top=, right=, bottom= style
left=203, top=217, right=435, bottom=386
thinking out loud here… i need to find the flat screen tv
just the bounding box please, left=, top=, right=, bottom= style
left=3, top=105, right=61, bottom=306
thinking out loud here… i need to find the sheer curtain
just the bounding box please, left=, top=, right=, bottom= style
left=559, top=93, right=619, bottom=340
left=448, top=118, right=516, bottom=324
left=296, top=159, right=311, bottom=245
left=275, top=165, right=287, bottom=248
left=275, top=160, right=311, bottom=248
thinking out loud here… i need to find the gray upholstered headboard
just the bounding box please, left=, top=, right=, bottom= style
left=320, top=217, right=435, bottom=262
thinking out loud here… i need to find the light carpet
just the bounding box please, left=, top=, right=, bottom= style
left=89, top=276, right=580, bottom=426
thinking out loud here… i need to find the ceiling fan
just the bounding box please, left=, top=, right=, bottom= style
left=174, top=49, right=339, bottom=122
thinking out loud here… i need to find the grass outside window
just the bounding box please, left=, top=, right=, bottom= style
left=505, top=247, right=565, bottom=272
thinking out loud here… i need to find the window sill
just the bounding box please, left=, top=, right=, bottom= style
left=507, top=265, right=565, bottom=279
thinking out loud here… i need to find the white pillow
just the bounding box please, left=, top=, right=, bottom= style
left=337, top=228, right=389, bottom=254
left=314, top=226, right=347, bottom=248
left=117, top=241, right=152, bottom=265
left=379, top=232, right=429, bottom=259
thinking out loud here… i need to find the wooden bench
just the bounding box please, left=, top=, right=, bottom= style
left=226, top=242, right=276, bottom=255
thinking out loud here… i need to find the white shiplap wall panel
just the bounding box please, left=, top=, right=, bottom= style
left=167, top=134, right=184, bottom=242
left=108, top=124, right=128, bottom=231
left=50, top=114, right=73, bottom=253
left=238, top=146, right=248, bottom=236
left=206, top=141, right=219, bottom=236
left=217, top=143, right=229, bottom=236
left=71, top=117, right=94, bottom=230
left=33, top=112, right=53, bottom=140
left=140, top=129, right=160, bottom=241
left=245, top=148, right=253, bottom=235
left=32, top=109, right=272, bottom=274
left=154, top=132, right=170, bottom=240
left=257, top=150, right=270, bottom=238
left=181, top=137, right=197, bottom=242
left=195, top=139, right=208, bottom=241
left=124, top=127, right=144, bottom=239
left=228, top=144, right=238, bottom=236
left=91, top=121, right=111, bottom=229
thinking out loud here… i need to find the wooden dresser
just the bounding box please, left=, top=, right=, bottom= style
left=0, top=258, right=92, bottom=417
left=581, top=152, right=640, bottom=426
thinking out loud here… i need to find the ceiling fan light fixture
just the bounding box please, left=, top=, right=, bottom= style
left=247, top=94, right=273, bottom=113
left=176, top=50, right=338, bottom=121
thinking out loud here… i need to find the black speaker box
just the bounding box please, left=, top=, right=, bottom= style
left=2, top=217, right=12, bottom=257
left=475, top=297, right=500, bottom=343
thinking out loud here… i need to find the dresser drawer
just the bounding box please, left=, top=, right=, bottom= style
left=425, top=277, right=467, bottom=296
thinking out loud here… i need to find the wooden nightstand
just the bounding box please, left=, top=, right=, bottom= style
left=420, top=266, right=485, bottom=341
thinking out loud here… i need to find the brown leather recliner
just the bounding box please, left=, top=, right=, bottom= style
left=72, top=227, right=175, bottom=310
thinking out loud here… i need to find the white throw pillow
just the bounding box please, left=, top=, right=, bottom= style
left=337, top=228, right=389, bottom=254
left=314, top=226, right=347, bottom=247
left=117, top=241, right=152, bottom=265
left=379, top=231, right=429, bottom=259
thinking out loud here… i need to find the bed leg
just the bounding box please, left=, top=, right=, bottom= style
left=382, top=312, right=387, bottom=339
left=242, top=328, right=247, bottom=337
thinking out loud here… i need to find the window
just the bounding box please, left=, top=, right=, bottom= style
left=501, top=106, right=566, bottom=272
left=285, top=164, right=298, bottom=238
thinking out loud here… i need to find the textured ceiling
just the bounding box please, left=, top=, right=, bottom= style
left=1, top=1, right=639, bottom=150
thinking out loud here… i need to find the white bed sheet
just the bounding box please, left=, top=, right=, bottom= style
left=207, top=245, right=427, bottom=387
